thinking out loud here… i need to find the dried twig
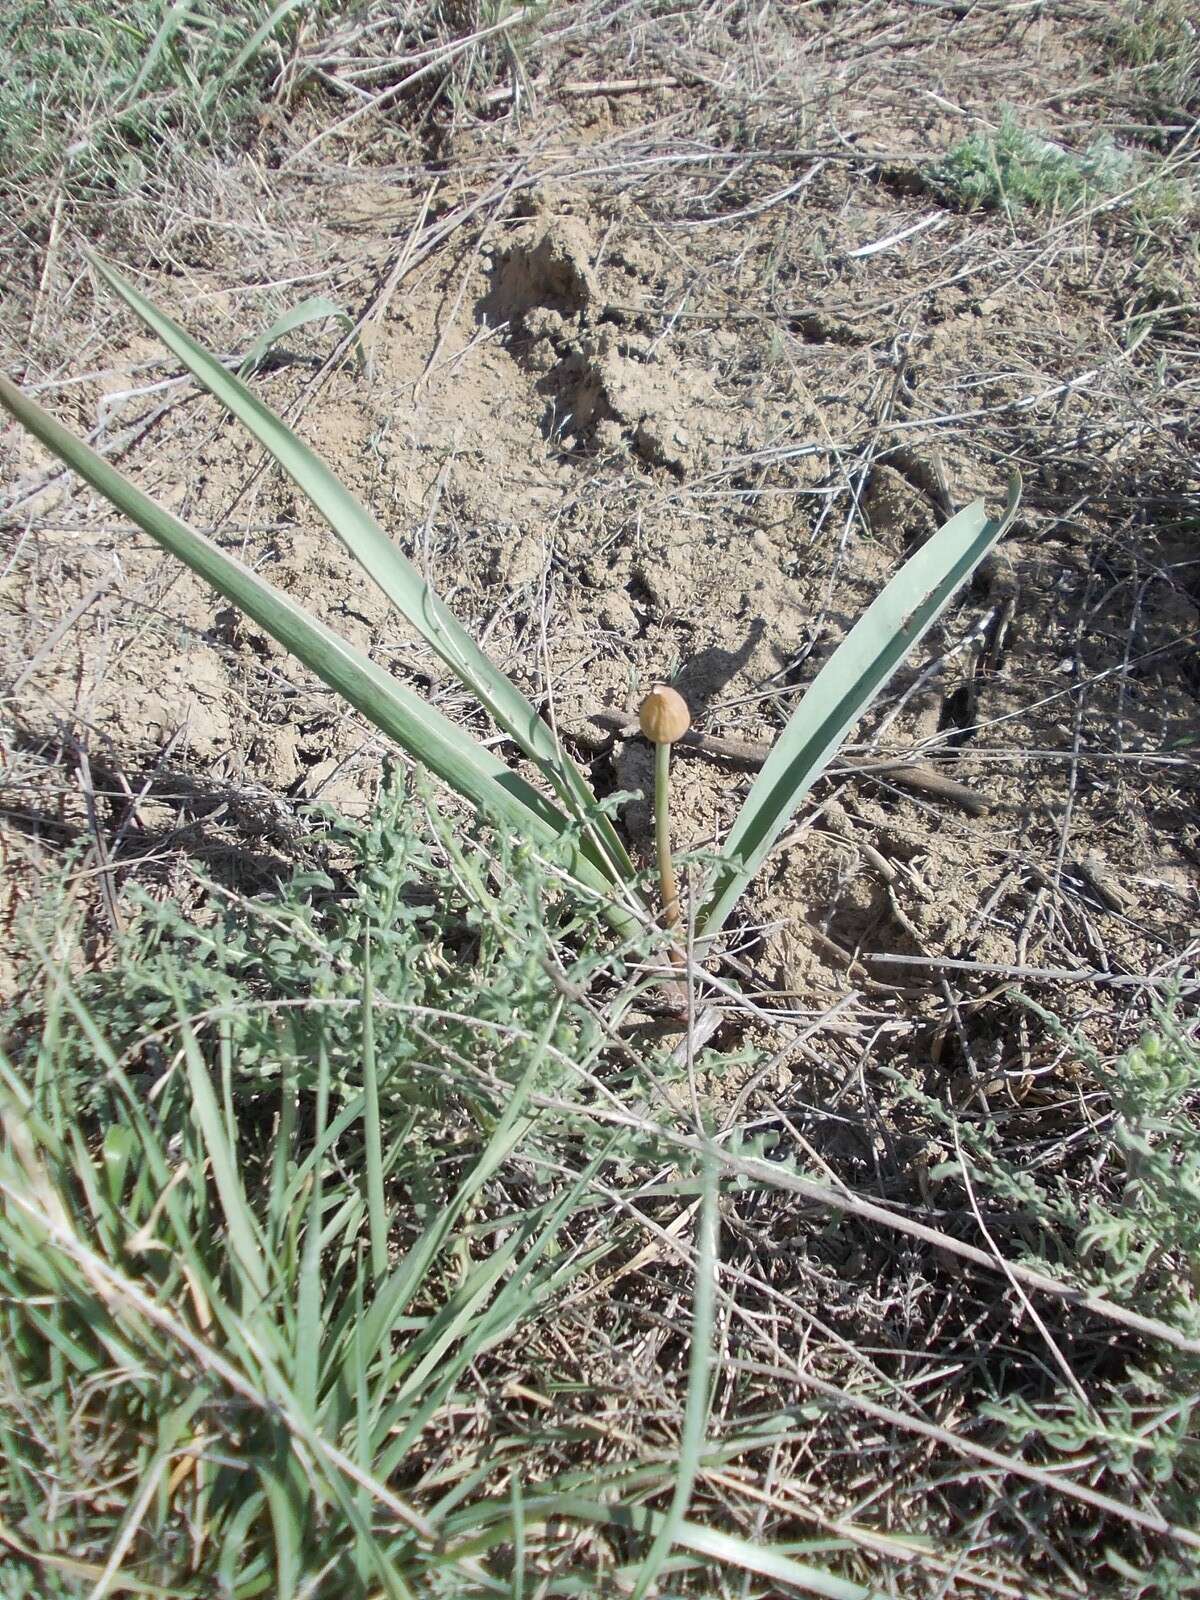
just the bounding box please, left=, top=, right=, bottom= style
left=573, top=709, right=992, bottom=815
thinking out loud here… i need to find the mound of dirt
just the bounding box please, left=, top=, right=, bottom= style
left=487, top=215, right=600, bottom=321
left=491, top=216, right=738, bottom=474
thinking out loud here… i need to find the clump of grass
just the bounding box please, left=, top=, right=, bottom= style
left=1107, top=0, right=1200, bottom=124
left=11, top=769, right=1197, bottom=1596
left=931, top=112, right=1151, bottom=216
left=0, top=0, right=316, bottom=233
left=0, top=773, right=733, bottom=1595
left=2, top=772, right=890, bottom=1597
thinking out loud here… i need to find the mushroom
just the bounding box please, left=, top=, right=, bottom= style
left=638, top=685, right=691, bottom=933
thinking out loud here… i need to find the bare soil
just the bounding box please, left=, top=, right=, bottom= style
left=4, top=46, right=1196, bottom=1016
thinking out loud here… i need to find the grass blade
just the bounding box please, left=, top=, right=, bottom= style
left=295, top=1037, right=330, bottom=1419
left=202, top=0, right=311, bottom=109
left=82, top=251, right=636, bottom=887
left=112, top=0, right=192, bottom=114
left=360, top=937, right=388, bottom=1282
left=237, top=294, right=364, bottom=378
left=175, top=997, right=270, bottom=1313
left=0, top=373, right=631, bottom=920
left=700, top=475, right=1021, bottom=935
left=444, top=1494, right=876, bottom=1599
left=630, top=1163, right=718, bottom=1600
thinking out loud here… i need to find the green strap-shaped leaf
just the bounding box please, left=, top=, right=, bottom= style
left=83, top=252, right=635, bottom=887
left=700, top=475, right=1021, bottom=937
left=237, top=295, right=365, bottom=378
left=0, top=373, right=632, bottom=926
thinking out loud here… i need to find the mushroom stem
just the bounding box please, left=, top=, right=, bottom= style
left=654, top=736, right=681, bottom=932
left=639, top=684, right=691, bottom=978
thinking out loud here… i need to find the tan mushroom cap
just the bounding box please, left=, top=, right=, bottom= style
left=638, top=685, right=691, bottom=744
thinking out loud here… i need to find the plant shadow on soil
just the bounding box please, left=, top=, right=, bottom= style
left=1, top=719, right=333, bottom=980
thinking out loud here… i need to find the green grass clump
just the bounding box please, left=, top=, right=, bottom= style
left=932, top=113, right=1147, bottom=216
left=1108, top=0, right=1200, bottom=123
left=0, top=774, right=711, bottom=1596
left=0, top=0, right=318, bottom=228
left=1, top=776, right=872, bottom=1597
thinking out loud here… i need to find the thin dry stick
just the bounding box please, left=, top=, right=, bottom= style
left=74, top=744, right=122, bottom=938
left=9, top=580, right=112, bottom=694
left=953, top=1125, right=1096, bottom=1415
left=862, top=953, right=1196, bottom=994
left=575, top=709, right=991, bottom=815
left=368, top=178, right=438, bottom=380
left=741, top=1354, right=1200, bottom=1555
left=480, top=74, right=686, bottom=107
left=29, top=191, right=64, bottom=342
left=555, top=1118, right=1200, bottom=1553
